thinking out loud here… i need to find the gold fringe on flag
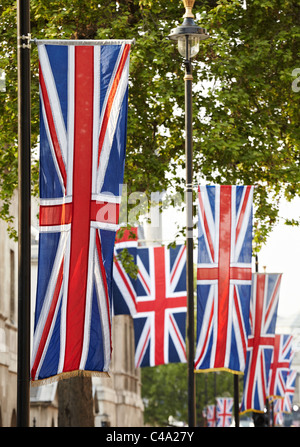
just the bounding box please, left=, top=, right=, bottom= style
left=30, top=369, right=110, bottom=387
left=194, top=367, right=244, bottom=375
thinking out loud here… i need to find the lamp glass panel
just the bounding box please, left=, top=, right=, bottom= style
left=177, top=35, right=199, bottom=58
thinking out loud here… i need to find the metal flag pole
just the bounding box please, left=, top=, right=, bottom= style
left=234, top=374, right=240, bottom=427
left=17, top=0, right=31, bottom=427
left=184, top=37, right=196, bottom=427
left=169, top=0, right=209, bottom=427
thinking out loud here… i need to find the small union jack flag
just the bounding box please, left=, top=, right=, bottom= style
left=31, top=41, right=131, bottom=383
left=273, top=399, right=284, bottom=426
left=112, top=227, right=138, bottom=316
left=205, top=404, right=216, bottom=427
left=194, top=185, right=254, bottom=374
left=273, top=369, right=297, bottom=425
left=133, top=245, right=187, bottom=367
left=240, top=273, right=281, bottom=414
left=216, top=397, right=233, bottom=427
left=268, top=334, right=293, bottom=401
left=283, top=369, right=297, bottom=413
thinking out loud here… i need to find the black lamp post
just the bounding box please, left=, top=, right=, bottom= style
left=169, top=0, right=208, bottom=427
left=17, top=0, right=31, bottom=427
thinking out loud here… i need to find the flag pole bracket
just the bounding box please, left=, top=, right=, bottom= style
left=18, top=33, right=31, bottom=49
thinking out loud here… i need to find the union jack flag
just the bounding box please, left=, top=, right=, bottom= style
left=273, top=369, right=297, bottom=425
left=205, top=405, right=216, bottom=427
left=240, top=273, right=281, bottom=414
left=273, top=399, right=284, bottom=426
left=216, top=397, right=233, bottom=427
left=133, top=245, right=187, bottom=367
left=31, top=41, right=131, bottom=383
left=112, top=227, right=138, bottom=316
left=194, top=185, right=253, bottom=374
left=283, top=369, right=297, bottom=413
left=268, top=334, right=293, bottom=401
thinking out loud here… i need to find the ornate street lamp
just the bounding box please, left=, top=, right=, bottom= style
left=169, top=0, right=208, bottom=427
left=169, top=0, right=208, bottom=59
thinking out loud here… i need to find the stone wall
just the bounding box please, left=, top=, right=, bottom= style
left=0, top=193, right=18, bottom=426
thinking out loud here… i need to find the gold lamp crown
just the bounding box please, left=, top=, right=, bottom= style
left=183, top=0, right=195, bottom=18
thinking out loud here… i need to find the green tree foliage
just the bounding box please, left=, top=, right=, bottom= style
left=0, top=0, right=300, bottom=246
left=194, top=0, right=300, bottom=248
left=142, top=363, right=188, bottom=426
left=141, top=363, right=235, bottom=426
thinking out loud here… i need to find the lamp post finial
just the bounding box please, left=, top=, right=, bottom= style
left=182, top=0, right=195, bottom=18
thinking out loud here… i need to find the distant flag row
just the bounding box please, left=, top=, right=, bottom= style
left=195, top=185, right=295, bottom=416
left=202, top=348, right=296, bottom=427
left=203, top=356, right=297, bottom=427
left=112, top=185, right=296, bottom=417
left=239, top=285, right=295, bottom=416
left=30, top=38, right=294, bottom=420
left=202, top=363, right=297, bottom=427
left=202, top=367, right=297, bottom=427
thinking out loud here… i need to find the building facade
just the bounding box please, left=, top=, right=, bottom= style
left=0, top=193, right=18, bottom=426
left=93, top=315, right=144, bottom=427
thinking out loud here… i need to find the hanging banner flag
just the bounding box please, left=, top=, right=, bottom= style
left=273, top=399, right=285, bottom=426
left=133, top=245, right=187, bottom=367
left=31, top=40, right=132, bottom=384
left=216, top=397, right=233, bottom=427
left=205, top=405, right=216, bottom=427
left=283, top=369, right=297, bottom=413
left=112, top=227, right=138, bottom=316
left=274, top=369, right=297, bottom=425
left=194, top=185, right=254, bottom=374
left=268, top=334, right=293, bottom=401
left=240, top=273, right=282, bottom=414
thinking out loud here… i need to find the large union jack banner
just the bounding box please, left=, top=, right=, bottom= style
left=194, top=185, right=254, bottom=374
left=216, top=397, right=233, bottom=427
left=133, top=245, right=187, bottom=367
left=240, top=273, right=281, bottom=413
left=31, top=41, right=132, bottom=383
left=112, top=227, right=138, bottom=316
left=268, top=334, right=293, bottom=401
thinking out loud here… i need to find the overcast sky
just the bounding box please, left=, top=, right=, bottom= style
left=258, top=197, right=300, bottom=318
